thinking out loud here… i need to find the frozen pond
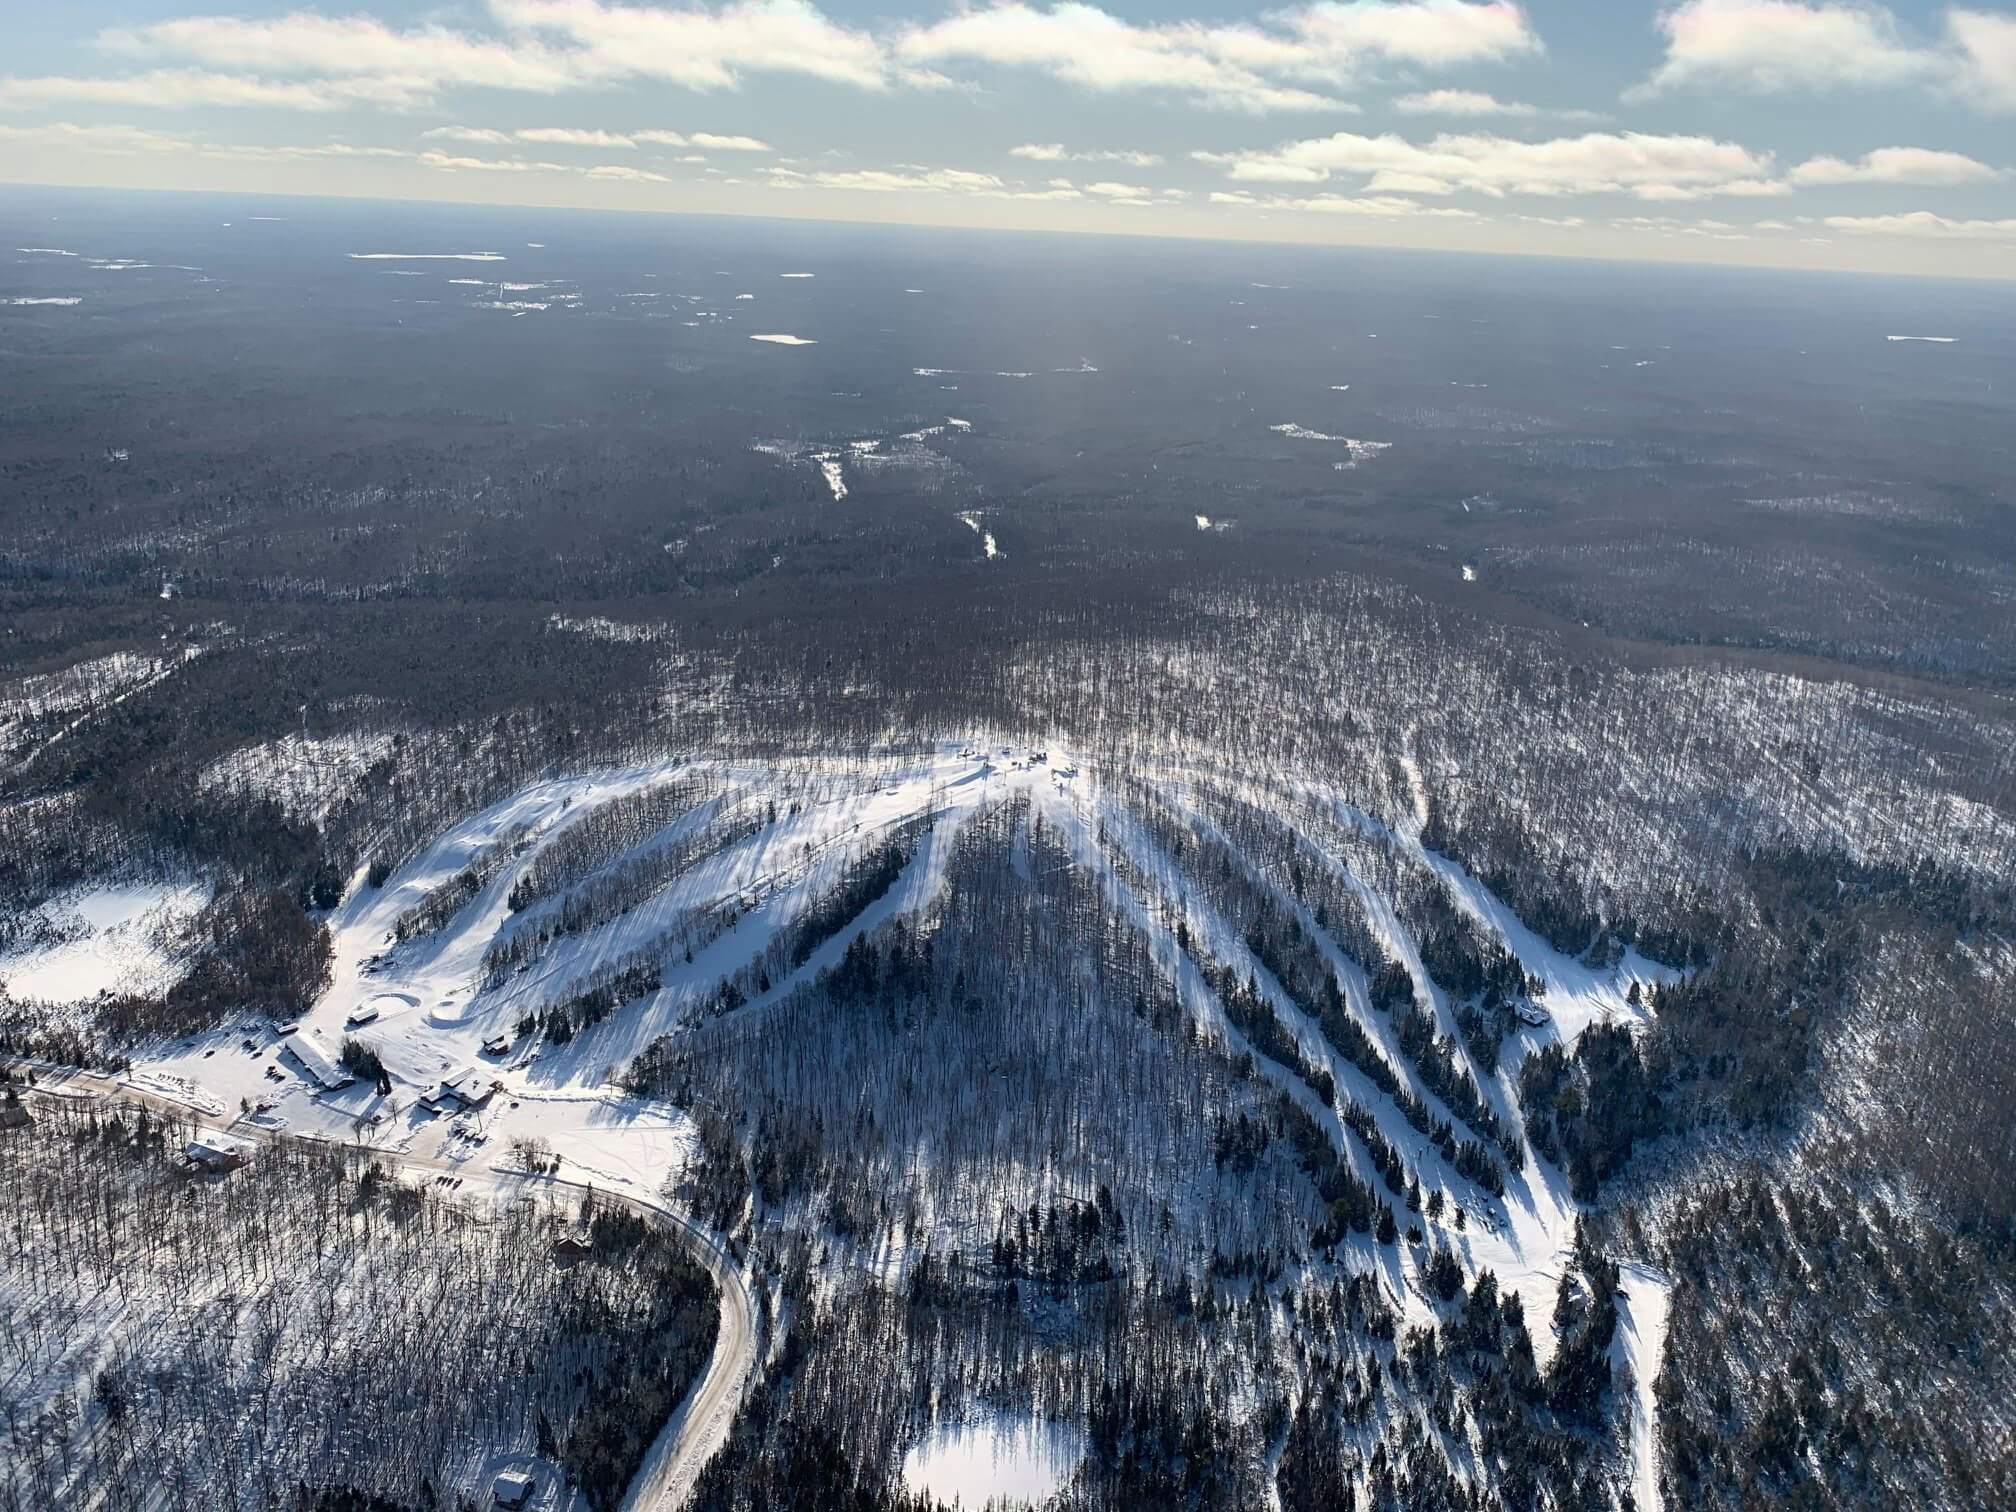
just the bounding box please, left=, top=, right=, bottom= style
left=901, top=1415, right=1084, bottom=1508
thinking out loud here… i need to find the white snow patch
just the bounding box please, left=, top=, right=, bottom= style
left=902, top=1416, right=1085, bottom=1508
left=750, top=333, right=816, bottom=345
left=956, top=512, right=1000, bottom=559
left=1271, top=424, right=1392, bottom=464
left=349, top=252, right=506, bottom=262
left=5, top=297, right=82, bottom=306
left=1885, top=334, right=1955, bottom=343
left=778, top=272, right=815, bottom=278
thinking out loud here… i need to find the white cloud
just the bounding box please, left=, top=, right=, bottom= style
left=102, top=11, right=584, bottom=95
left=1612, top=213, right=1752, bottom=239
left=1632, top=176, right=1788, bottom=200
left=516, top=125, right=636, bottom=148
left=200, top=140, right=412, bottom=163
left=490, top=0, right=901, bottom=91
left=102, top=0, right=901, bottom=99
left=896, top=2, right=1540, bottom=114
left=1822, top=209, right=2016, bottom=237
left=419, top=150, right=565, bottom=173
left=1393, top=87, right=1535, bottom=115
left=0, top=119, right=193, bottom=153
left=1292, top=1, right=1543, bottom=68
left=0, top=119, right=423, bottom=165
left=768, top=164, right=1009, bottom=194
left=1279, top=192, right=1480, bottom=217
left=762, top=163, right=1167, bottom=204
left=1948, top=9, right=2016, bottom=111
left=1391, top=86, right=1598, bottom=118
left=1636, top=1, right=1935, bottom=96
left=1010, top=142, right=1165, bottom=165
left=1197, top=128, right=1778, bottom=200
left=0, top=68, right=427, bottom=112
left=586, top=162, right=671, bottom=181
left=72, top=1, right=1553, bottom=123
left=421, top=125, right=771, bottom=154
left=1790, top=145, right=2001, bottom=185
left=423, top=125, right=515, bottom=144
left=1635, top=1, right=2016, bottom=110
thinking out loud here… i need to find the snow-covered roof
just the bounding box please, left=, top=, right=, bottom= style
left=283, top=1033, right=355, bottom=1089
left=423, top=1066, right=495, bottom=1107
left=186, top=1133, right=251, bottom=1163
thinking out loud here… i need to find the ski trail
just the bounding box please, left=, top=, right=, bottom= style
left=1618, top=1263, right=1672, bottom=1512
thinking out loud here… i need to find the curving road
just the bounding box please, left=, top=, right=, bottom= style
left=10, top=1063, right=759, bottom=1511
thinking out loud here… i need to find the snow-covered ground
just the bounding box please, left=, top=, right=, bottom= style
left=902, top=1414, right=1086, bottom=1507
left=0, top=882, right=208, bottom=1004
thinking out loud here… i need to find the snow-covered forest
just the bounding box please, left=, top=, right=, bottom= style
left=5, top=449, right=2013, bottom=1512
left=1, top=1095, right=717, bottom=1512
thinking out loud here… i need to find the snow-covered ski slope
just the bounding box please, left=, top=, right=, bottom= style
left=128, top=738, right=1675, bottom=1506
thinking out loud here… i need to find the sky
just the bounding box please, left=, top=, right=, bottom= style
left=2, top=1, right=2013, bottom=277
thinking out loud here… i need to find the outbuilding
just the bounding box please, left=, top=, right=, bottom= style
left=422, top=1067, right=498, bottom=1113
left=185, top=1133, right=252, bottom=1171
left=283, top=1033, right=356, bottom=1091
left=492, top=1468, right=536, bottom=1508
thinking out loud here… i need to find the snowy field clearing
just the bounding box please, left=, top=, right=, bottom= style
left=0, top=883, right=208, bottom=1005
left=902, top=1414, right=1086, bottom=1507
